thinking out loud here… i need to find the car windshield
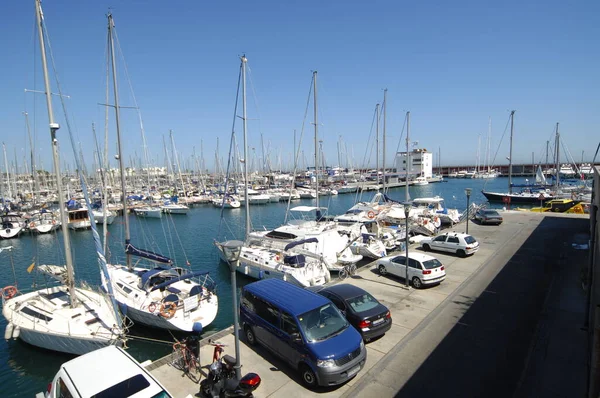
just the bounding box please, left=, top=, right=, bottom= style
left=298, top=303, right=348, bottom=342
left=464, top=236, right=477, bottom=244
left=422, top=258, right=443, bottom=269
left=346, top=293, right=379, bottom=313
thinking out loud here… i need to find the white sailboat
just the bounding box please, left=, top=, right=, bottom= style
left=1, top=0, right=126, bottom=355
left=215, top=58, right=331, bottom=288
left=101, top=13, right=218, bottom=332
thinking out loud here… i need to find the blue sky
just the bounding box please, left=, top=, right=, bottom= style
left=1, top=0, right=598, bottom=175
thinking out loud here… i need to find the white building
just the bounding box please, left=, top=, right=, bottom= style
left=395, top=148, right=433, bottom=178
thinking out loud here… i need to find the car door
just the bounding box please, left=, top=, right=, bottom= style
left=275, top=311, right=305, bottom=369
left=408, top=257, right=422, bottom=280
left=431, top=235, right=447, bottom=252
left=446, top=236, right=460, bottom=253
left=252, top=298, right=280, bottom=354
left=389, top=256, right=406, bottom=278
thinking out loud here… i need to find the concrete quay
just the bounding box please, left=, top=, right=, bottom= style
left=147, top=210, right=590, bottom=398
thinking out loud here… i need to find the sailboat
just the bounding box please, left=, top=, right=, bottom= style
left=1, top=0, right=126, bottom=355
left=482, top=111, right=554, bottom=204
left=101, top=13, right=218, bottom=332
left=215, top=58, right=331, bottom=288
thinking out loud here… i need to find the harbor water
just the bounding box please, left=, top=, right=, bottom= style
left=0, top=177, right=529, bottom=397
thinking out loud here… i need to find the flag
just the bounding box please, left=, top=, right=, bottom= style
left=27, top=262, right=35, bottom=273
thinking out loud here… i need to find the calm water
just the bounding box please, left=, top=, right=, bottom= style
left=0, top=177, right=521, bottom=397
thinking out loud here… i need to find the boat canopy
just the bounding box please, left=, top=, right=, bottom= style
left=125, top=241, right=172, bottom=264
left=150, top=270, right=210, bottom=292
left=284, top=237, right=319, bottom=251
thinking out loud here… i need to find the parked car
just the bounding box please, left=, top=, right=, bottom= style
left=240, top=279, right=366, bottom=388
left=376, top=252, right=446, bottom=288
left=474, top=208, right=503, bottom=225
left=420, top=232, right=479, bottom=257
left=37, top=345, right=172, bottom=398
left=307, top=284, right=392, bottom=342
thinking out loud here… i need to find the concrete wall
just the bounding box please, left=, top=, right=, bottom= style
left=589, top=165, right=600, bottom=398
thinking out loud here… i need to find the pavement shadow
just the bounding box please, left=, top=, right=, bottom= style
left=394, top=217, right=589, bottom=398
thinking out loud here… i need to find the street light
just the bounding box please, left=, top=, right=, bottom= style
left=465, top=188, right=472, bottom=234
left=221, top=240, right=244, bottom=380
left=403, top=201, right=411, bottom=288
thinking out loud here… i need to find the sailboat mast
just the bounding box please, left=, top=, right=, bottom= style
left=35, top=0, right=76, bottom=306
left=242, top=55, right=250, bottom=236
left=375, top=103, right=379, bottom=190
left=405, top=111, right=410, bottom=201
left=508, top=110, right=515, bottom=194
left=313, top=71, right=319, bottom=216
left=24, top=112, right=39, bottom=205
left=382, top=89, right=387, bottom=193
left=108, top=13, right=131, bottom=269
left=555, top=123, right=560, bottom=189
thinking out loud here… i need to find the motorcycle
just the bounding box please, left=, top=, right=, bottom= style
left=199, top=339, right=261, bottom=397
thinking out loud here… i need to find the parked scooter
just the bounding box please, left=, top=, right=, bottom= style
left=199, top=339, right=261, bottom=397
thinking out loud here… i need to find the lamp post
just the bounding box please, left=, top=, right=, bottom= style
left=222, top=240, right=244, bottom=380
left=403, top=201, right=411, bottom=288
left=465, top=188, right=472, bottom=234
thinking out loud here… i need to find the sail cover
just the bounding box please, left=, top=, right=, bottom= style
left=284, top=237, right=319, bottom=251
left=125, top=240, right=172, bottom=264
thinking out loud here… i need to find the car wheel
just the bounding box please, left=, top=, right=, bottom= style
left=457, top=249, right=467, bottom=258
left=412, top=277, right=423, bottom=289
left=300, top=363, right=318, bottom=389
left=423, top=244, right=431, bottom=252
left=378, top=264, right=387, bottom=275
left=244, top=325, right=256, bottom=346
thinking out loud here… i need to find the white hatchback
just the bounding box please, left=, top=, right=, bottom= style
left=420, top=232, right=479, bottom=257
left=376, top=252, right=446, bottom=288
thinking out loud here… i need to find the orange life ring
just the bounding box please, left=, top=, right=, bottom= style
left=433, top=216, right=439, bottom=223
left=29, top=222, right=35, bottom=228
left=275, top=254, right=280, bottom=261
left=159, top=302, right=177, bottom=319
left=367, top=211, right=376, bottom=219
left=2, top=286, right=18, bottom=300
left=423, top=219, right=428, bottom=225
left=52, top=220, right=57, bottom=225
left=148, top=302, right=157, bottom=313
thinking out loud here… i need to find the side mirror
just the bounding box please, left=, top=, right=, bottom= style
left=291, top=332, right=302, bottom=343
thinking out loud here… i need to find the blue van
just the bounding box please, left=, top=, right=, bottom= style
left=240, top=279, right=366, bottom=388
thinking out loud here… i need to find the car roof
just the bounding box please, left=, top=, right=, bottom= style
left=394, top=252, right=438, bottom=261
left=318, top=283, right=368, bottom=298
left=482, top=209, right=500, bottom=213
left=441, top=231, right=474, bottom=238
left=61, top=346, right=168, bottom=397
left=244, top=279, right=330, bottom=316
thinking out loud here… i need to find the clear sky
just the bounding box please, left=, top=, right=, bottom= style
left=1, top=0, right=598, bottom=175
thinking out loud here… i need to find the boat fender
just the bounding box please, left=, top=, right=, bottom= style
left=29, top=222, right=35, bottom=228
left=12, top=326, right=20, bottom=340
left=4, top=323, right=14, bottom=340
left=52, top=220, right=56, bottom=225
left=258, top=270, right=264, bottom=280
left=148, top=302, right=157, bottom=313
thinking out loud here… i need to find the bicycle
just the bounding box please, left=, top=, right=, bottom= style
left=338, top=263, right=357, bottom=280
left=171, top=336, right=201, bottom=382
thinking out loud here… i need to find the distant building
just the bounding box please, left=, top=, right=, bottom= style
left=395, top=148, right=433, bottom=178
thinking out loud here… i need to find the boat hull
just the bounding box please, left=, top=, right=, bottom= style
left=482, top=191, right=553, bottom=204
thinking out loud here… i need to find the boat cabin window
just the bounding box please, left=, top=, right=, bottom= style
left=20, top=307, right=53, bottom=322
left=264, top=230, right=298, bottom=240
